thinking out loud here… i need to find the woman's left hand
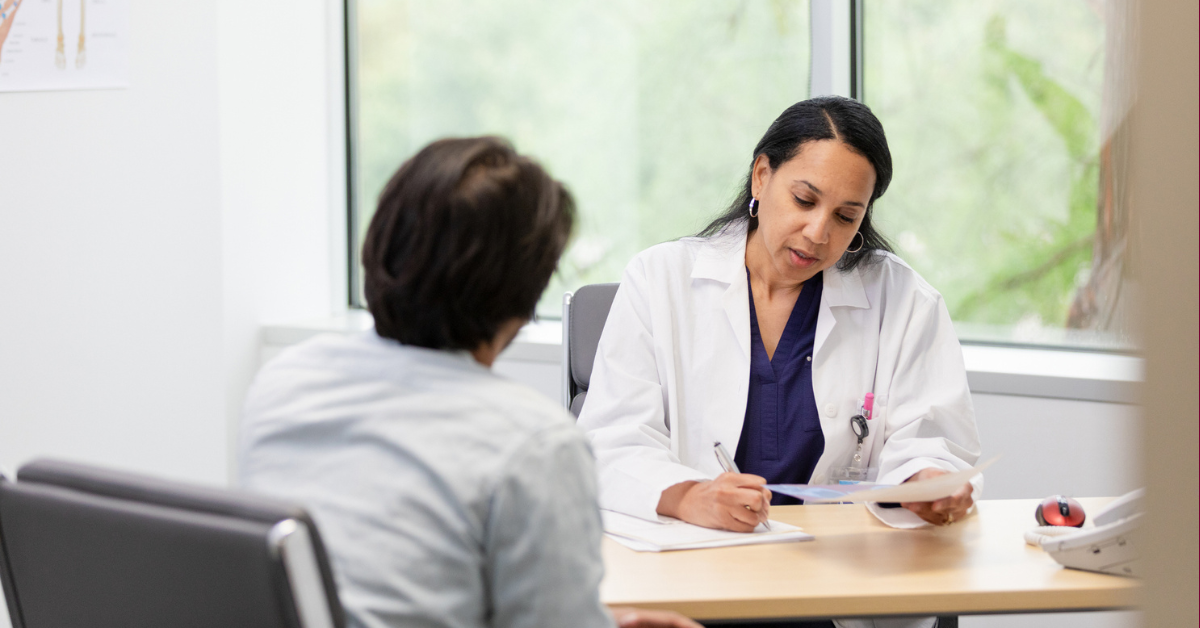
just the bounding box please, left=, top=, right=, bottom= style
left=899, top=467, right=973, bottom=526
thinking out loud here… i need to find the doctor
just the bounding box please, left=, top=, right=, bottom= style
left=577, top=96, right=982, bottom=534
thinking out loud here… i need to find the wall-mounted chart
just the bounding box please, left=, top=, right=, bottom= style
left=0, top=0, right=128, bottom=92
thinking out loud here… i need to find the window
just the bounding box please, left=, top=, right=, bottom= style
left=863, top=0, right=1131, bottom=350
left=348, top=0, right=1131, bottom=350
left=349, top=0, right=811, bottom=315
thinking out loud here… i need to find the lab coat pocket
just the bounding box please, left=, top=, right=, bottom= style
left=862, top=400, right=885, bottom=464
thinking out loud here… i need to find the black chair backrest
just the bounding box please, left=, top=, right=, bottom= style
left=565, top=282, right=620, bottom=417
left=0, top=459, right=345, bottom=628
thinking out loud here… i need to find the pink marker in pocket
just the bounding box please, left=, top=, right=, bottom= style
left=862, top=393, right=874, bottom=420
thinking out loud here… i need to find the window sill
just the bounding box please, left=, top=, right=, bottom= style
left=262, top=316, right=1140, bottom=404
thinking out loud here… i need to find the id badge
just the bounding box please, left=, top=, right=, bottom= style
left=830, top=464, right=877, bottom=484
left=833, top=394, right=877, bottom=485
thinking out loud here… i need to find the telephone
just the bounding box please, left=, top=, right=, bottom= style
left=1024, top=488, right=1145, bottom=577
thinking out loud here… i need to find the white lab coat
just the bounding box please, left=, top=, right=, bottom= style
left=577, top=224, right=983, bottom=530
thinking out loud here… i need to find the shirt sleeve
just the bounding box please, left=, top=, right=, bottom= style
left=484, top=424, right=616, bottom=628
left=870, top=285, right=984, bottom=528
left=576, top=255, right=711, bottom=521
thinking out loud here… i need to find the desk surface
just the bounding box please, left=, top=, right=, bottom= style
left=600, top=498, right=1139, bottom=620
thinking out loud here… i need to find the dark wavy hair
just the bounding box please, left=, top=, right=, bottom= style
left=362, top=136, right=575, bottom=350
left=700, top=96, right=894, bottom=271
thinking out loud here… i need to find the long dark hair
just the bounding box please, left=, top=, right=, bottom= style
left=700, top=96, right=893, bottom=271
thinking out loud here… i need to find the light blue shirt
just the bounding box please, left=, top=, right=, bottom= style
left=239, top=332, right=614, bottom=628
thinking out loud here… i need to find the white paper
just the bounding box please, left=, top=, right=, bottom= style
left=601, top=510, right=813, bottom=552
left=0, top=0, right=129, bottom=92
left=768, top=457, right=997, bottom=504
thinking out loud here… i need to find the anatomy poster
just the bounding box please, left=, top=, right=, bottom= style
left=0, top=0, right=128, bottom=92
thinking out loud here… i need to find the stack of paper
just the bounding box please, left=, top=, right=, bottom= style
left=602, top=510, right=813, bottom=552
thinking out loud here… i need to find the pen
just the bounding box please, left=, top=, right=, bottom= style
left=713, top=441, right=771, bottom=531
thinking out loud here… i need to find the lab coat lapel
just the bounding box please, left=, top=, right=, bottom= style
left=690, top=228, right=752, bottom=456
left=713, top=261, right=751, bottom=455
left=810, top=263, right=873, bottom=484
left=719, top=276, right=751, bottom=360
left=691, top=228, right=751, bottom=360
left=815, top=262, right=870, bottom=359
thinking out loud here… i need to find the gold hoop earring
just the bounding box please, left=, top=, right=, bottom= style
left=748, top=198, right=759, bottom=218
left=846, top=232, right=864, bottom=253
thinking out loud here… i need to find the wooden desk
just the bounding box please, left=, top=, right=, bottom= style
left=600, top=499, right=1139, bottom=621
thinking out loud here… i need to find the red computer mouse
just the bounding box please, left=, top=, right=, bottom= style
left=1035, top=495, right=1086, bottom=527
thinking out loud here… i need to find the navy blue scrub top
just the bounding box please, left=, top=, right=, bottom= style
left=734, top=270, right=825, bottom=506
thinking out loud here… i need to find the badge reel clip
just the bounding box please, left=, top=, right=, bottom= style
left=830, top=393, right=877, bottom=485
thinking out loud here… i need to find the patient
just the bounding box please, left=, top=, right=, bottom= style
left=239, top=137, right=699, bottom=628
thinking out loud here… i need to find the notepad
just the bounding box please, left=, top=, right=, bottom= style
left=601, top=510, right=813, bottom=552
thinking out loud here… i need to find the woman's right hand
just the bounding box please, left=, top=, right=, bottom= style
left=656, top=473, right=771, bottom=532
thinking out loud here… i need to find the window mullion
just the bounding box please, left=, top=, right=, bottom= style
left=809, top=0, right=855, bottom=99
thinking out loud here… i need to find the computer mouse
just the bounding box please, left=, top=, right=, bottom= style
left=1035, top=495, right=1086, bottom=527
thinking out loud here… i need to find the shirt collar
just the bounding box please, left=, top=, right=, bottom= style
left=822, top=261, right=870, bottom=309
left=690, top=223, right=748, bottom=284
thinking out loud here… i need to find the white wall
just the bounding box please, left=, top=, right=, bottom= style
left=217, top=0, right=346, bottom=482
left=0, top=1, right=341, bottom=626
left=0, top=0, right=341, bottom=480
left=0, top=2, right=226, bottom=484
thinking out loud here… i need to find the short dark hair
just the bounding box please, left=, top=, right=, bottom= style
left=700, top=96, right=894, bottom=271
left=362, top=136, right=575, bottom=350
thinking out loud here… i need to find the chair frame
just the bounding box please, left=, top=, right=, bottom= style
left=561, top=290, right=575, bottom=409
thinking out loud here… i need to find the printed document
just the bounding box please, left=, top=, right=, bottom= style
left=767, top=457, right=997, bottom=503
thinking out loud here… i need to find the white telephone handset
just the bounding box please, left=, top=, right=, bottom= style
left=1024, top=488, right=1145, bottom=577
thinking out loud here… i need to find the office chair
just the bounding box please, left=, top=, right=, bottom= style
left=0, top=459, right=345, bottom=628
left=561, top=282, right=620, bottom=417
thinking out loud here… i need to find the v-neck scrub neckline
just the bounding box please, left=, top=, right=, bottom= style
left=735, top=270, right=825, bottom=505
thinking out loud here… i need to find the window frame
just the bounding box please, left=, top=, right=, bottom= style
left=344, top=0, right=362, bottom=308
left=342, top=0, right=863, bottom=312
